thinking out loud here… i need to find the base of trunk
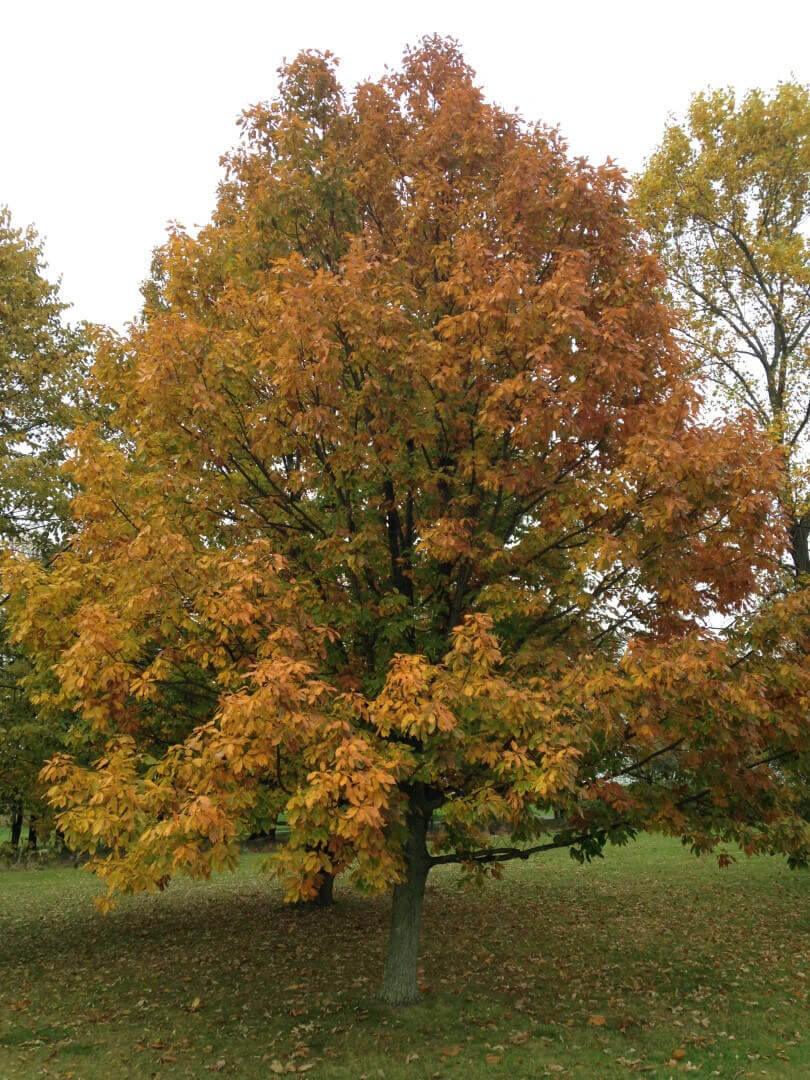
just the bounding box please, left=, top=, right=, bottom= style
left=292, top=871, right=336, bottom=909
left=10, top=806, right=23, bottom=849
left=312, top=871, right=335, bottom=907
left=380, top=797, right=432, bottom=1006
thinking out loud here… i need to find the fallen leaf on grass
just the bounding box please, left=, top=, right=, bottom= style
left=441, top=1045, right=462, bottom=1058
left=485, top=1054, right=502, bottom=1065
left=587, top=1015, right=607, bottom=1026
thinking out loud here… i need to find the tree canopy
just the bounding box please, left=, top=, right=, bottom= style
left=0, top=206, right=88, bottom=846
left=4, top=40, right=809, bottom=1004
left=635, top=83, right=810, bottom=574
left=0, top=206, right=86, bottom=550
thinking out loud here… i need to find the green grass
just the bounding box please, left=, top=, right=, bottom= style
left=1, top=836, right=808, bottom=1078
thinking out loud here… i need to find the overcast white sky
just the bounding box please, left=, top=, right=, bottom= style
left=3, top=0, right=809, bottom=328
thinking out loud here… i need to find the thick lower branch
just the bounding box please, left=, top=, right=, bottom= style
left=429, top=824, right=623, bottom=867
left=431, top=747, right=801, bottom=869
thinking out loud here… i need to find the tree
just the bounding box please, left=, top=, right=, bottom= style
left=635, top=85, right=810, bottom=827
left=0, top=205, right=85, bottom=549
left=0, top=206, right=87, bottom=849
left=635, top=83, right=810, bottom=576
left=4, top=41, right=809, bottom=1005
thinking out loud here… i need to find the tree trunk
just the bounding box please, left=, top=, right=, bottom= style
left=27, top=815, right=38, bottom=852
left=313, top=870, right=335, bottom=907
left=10, top=805, right=23, bottom=849
left=291, top=848, right=336, bottom=908
left=790, top=515, right=810, bottom=577
left=380, top=796, right=432, bottom=1007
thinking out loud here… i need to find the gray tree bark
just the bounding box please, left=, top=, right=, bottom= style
left=790, top=514, right=810, bottom=577
left=380, top=794, right=432, bottom=1006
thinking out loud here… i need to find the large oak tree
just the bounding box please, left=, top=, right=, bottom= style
left=5, top=41, right=809, bottom=1004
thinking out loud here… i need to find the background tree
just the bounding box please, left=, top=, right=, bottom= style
left=635, top=83, right=810, bottom=576
left=5, top=41, right=809, bottom=1005
left=635, top=85, right=810, bottom=821
left=0, top=206, right=87, bottom=850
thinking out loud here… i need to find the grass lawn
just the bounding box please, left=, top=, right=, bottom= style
left=1, top=836, right=808, bottom=1079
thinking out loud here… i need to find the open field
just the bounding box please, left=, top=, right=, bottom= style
left=1, top=836, right=808, bottom=1079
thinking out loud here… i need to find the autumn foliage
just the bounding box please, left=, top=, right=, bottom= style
left=0, top=207, right=88, bottom=849
left=4, top=40, right=809, bottom=1004
left=635, top=82, right=810, bottom=576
